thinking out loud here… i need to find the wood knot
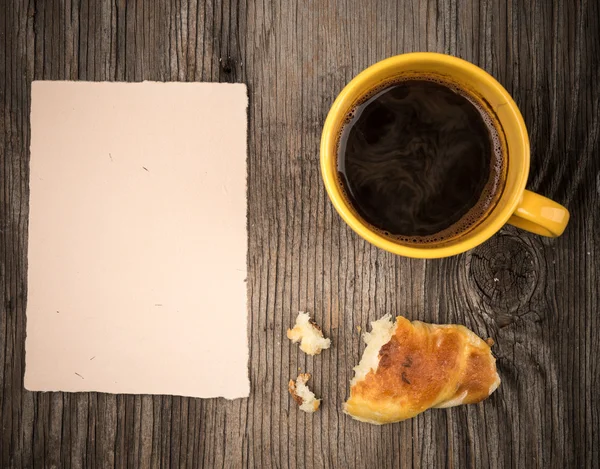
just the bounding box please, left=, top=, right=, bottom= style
left=221, top=57, right=234, bottom=75
left=467, top=235, right=540, bottom=313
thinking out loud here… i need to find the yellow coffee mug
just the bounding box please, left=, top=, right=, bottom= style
left=320, top=52, right=569, bottom=258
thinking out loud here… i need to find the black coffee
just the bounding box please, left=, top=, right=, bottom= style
left=337, top=78, right=503, bottom=242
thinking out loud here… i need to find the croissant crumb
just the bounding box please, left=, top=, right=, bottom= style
left=289, top=373, right=321, bottom=413
left=287, top=312, right=331, bottom=355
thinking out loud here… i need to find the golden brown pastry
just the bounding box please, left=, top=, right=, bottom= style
left=344, top=315, right=500, bottom=424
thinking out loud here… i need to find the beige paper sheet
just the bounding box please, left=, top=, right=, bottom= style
left=25, top=81, right=249, bottom=399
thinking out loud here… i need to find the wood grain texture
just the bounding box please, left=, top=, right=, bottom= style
left=1, top=0, right=599, bottom=467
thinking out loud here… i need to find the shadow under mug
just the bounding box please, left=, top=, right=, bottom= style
left=320, top=52, right=570, bottom=259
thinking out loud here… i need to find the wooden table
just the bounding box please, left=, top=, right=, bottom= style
left=1, top=0, right=599, bottom=467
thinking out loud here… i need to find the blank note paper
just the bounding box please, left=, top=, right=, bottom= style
left=25, top=81, right=249, bottom=399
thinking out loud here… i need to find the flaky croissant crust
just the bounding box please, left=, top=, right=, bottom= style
left=344, top=316, right=500, bottom=424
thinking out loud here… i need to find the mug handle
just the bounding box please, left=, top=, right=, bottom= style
left=506, top=190, right=570, bottom=237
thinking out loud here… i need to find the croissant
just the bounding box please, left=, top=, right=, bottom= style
left=344, top=315, right=500, bottom=424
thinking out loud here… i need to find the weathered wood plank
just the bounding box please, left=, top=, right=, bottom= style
left=0, top=0, right=598, bottom=467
